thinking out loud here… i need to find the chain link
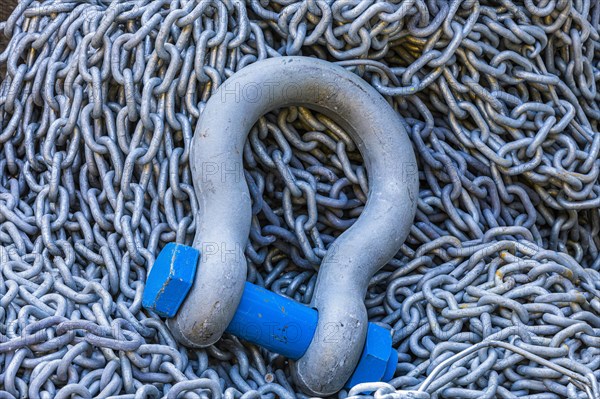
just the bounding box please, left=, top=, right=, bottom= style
left=1, top=0, right=600, bottom=398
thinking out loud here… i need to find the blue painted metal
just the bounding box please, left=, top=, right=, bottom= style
left=344, top=323, right=393, bottom=388
left=226, top=283, right=395, bottom=387
left=226, top=282, right=318, bottom=359
left=384, top=346, right=398, bottom=381
left=143, top=243, right=396, bottom=387
left=142, top=243, right=200, bottom=318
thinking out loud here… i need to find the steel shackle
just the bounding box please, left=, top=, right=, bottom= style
left=168, top=56, right=418, bottom=395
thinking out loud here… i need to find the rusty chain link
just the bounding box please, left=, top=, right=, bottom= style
left=1, top=0, right=600, bottom=398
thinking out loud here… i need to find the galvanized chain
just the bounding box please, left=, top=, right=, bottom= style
left=1, top=0, right=600, bottom=398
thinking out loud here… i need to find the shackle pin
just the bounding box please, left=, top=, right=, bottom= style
left=142, top=243, right=397, bottom=388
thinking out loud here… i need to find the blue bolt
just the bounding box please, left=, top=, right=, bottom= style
left=143, top=243, right=397, bottom=388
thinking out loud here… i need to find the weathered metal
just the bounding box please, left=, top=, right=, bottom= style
left=166, top=56, right=417, bottom=395
left=2, top=1, right=600, bottom=398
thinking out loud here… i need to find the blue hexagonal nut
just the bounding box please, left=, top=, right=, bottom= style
left=345, top=323, right=396, bottom=388
left=142, top=243, right=200, bottom=318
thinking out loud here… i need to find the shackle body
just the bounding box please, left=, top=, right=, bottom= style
left=167, top=56, right=418, bottom=395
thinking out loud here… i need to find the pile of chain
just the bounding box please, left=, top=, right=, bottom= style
left=1, top=0, right=600, bottom=398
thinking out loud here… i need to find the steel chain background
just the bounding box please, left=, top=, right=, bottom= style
left=1, top=0, right=600, bottom=398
